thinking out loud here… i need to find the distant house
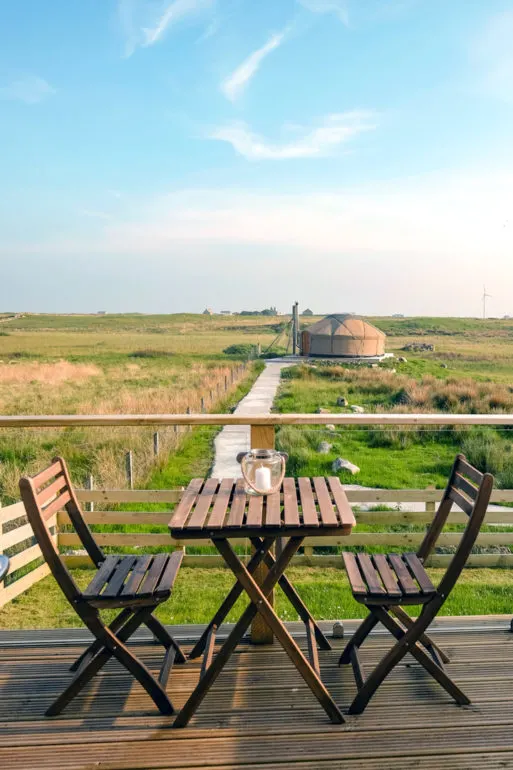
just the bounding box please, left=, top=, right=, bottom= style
left=97, top=311, right=107, bottom=315
left=220, top=310, right=232, bottom=315
left=392, top=313, right=405, bottom=318
left=202, top=308, right=213, bottom=315
left=302, top=308, right=314, bottom=316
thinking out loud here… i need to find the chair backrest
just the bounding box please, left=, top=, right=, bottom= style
left=417, top=453, right=493, bottom=600
left=19, top=457, right=105, bottom=605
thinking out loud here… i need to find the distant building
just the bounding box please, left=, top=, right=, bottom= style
left=392, top=313, right=405, bottom=318
left=220, top=310, right=232, bottom=315
left=302, top=308, right=314, bottom=316
left=97, top=311, right=107, bottom=315
left=302, top=314, right=386, bottom=358
left=202, top=308, right=213, bottom=315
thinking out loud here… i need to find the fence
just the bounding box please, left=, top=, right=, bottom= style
left=1, top=412, right=513, bottom=609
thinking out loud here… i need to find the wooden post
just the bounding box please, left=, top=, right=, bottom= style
left=250, top=424, right=276, bottom=645
left=225, top=375, right=228, bottom=391
left=153, top=431, right=160, bottom=456
left=86, top=475, right=94, bottom=513
left=201, top=397, right=205, bottom=413
left=125, top=451, right=133, bottom=490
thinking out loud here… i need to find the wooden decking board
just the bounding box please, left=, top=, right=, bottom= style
left=2, top=624, right=513, bottom=767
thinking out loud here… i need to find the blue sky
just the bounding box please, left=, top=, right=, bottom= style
left=1, top=0, right=512, bottom=315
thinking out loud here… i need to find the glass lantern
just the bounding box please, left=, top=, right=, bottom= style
left=237, top=449, right=288, bottom=496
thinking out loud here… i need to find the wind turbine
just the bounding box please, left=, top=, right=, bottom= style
left=482, top=286, right=492, bottom=320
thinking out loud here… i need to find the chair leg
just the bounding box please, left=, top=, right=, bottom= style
left=390, top=605, right=450, bottom=664
left=70, top=607, right=132, bottom=672
left=339, top=612, right=379, bottom=665
left=47, top=607, right=174, bottom=717
left=146, top=615, right=187, bottom=664
left=375, top=607, right=470, bottom=706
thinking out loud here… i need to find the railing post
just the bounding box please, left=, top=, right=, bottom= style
left=250, top=424, right=276, bottom=645
left=125, top=451, right=134, bottom=490
left=86, top=474, right=94, bottom=513
left=153, top=431, right=160, bottom=457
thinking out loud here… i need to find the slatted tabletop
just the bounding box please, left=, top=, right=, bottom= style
left=169, top=476, right=355, bottom=539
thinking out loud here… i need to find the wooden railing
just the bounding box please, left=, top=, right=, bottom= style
left=1, top=412, right=513, bottom=610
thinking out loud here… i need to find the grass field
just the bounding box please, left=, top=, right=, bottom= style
left=2, top=311, right=513, bottom=627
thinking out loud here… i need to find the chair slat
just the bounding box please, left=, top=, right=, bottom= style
left=32, top=461, right=63, bottom=489
left=454, top=472, right=479, bottom=501
left=313, top=477, right=338, bottom=526
left=403, top=553, right=436, bottom=595
left=83, top=555, right=121, bottom=598
left=38, top=475, right=67, bottom=507
left=457, top=457, right=483, bottom=484
left=283, top=478, right=300, bottom=526
left=246, top=494, right=263, bottom=527
left=449, top=487, right=474, bottom=516
left=102, top=556, right=138, bottom=598
left=226, top=478, right=247, bottom=527
left=169, top=478, right=204, bottom=529
left=298, top=477, right=319, bottom=527
left=138, top=554, right=169, bottom=597
left=265, top=490, right=281, bottom=527
left=187, top=478, right=219, bottom=529
left=207, top=478, right=234, bottom=528
left=357, top=553, right=385, bottom=595
left=372, top=554, right=402, bottom=597
left=327, top=477, right=356, bottom=528
left=388, top=554, right=419, bottom=595
left=343, top=552, right=367, bottom=596
left=156, top=551, right=183, bottom=594
left=121, top=555, right=153, bottom=596
left=42, top=490, right=71, bottom=521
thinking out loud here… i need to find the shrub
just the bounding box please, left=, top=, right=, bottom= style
left=223, top=344, right=257, bottom=357
left=461, top=428, right=505, bottom=475
left=129, top=350, right=174, bottom=358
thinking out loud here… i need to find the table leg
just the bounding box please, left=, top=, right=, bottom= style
left=189, top=537, right=274, bottom=659
left=173, top=537, right=343, bottom=728
left=252, top=538, right=332, bottom=651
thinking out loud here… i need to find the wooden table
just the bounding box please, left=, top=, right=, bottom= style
left=169, top=476, right=355, bottom=727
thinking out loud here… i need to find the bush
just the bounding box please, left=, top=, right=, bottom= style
left=223, top=344, right=258, bottom=357
left=128, top=349, right=174, bottom=358
left=460, top=428, right=505, bottom=475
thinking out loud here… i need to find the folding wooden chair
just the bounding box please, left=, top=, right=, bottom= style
left=19, top=457, right=186, bottom=717
left=340, top=454, right=493, bottom=714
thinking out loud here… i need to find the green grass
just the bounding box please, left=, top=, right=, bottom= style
left=1, top=566, right=512, bottom=629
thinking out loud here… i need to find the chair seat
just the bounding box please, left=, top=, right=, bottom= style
left=83, top=552, right=182, bottom=608
left=343, top=552, right=437, bottom=605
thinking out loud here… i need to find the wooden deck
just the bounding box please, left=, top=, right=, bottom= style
left=2, top=618, right=513, bottom=769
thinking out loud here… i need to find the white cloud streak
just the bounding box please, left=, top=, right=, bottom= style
left=297, top=0, right=349, bottom=26
left=210, top=111, right=378, bottom=160
left=120, top=0, right=214, bottom=57
left=221, top=30, right=287, bottom=101
left=0, top=76, right=55, bottom=104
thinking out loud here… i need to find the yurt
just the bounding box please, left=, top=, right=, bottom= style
left=301, top=314, right=386, bottom=357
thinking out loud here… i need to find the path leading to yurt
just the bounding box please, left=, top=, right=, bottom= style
left=211, top=361, right=289, bottom=478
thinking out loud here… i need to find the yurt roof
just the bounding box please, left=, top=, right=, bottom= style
left=303, top=314, right=385, bottom=339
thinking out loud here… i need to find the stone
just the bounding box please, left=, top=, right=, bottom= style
left=332, top=621, right=345, bottom=638
left=440, top=363, right=448, bottom=369
left=316, top=407, right=331, bottom=414
left=336, top=396, right=348, bottom=406
left=326, top=424, right=336, bottom=432
left=317, top=441, right=332, bottom=454
left=390, top=368, right=397, bottom=373
left=351, top=405, right=365, bottom=413
left=398, top=356, right=407, bottom=363
left=332, top=457, right=360, bottom=474
left=370, top=364, right=379, bottom=368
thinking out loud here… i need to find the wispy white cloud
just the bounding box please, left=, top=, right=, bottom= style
left=472, top=10, right=513, bottom=102
left=210, top=111, right=377, bottom=160
left=297, top=0, right=349, bottom=26
left=221, top=30, right=287, bottom=101
left=0, top=75, right=55, bottom=105
left=196, top=17, right=219, bottom=43
left=119, top=0, right=214, bottom=57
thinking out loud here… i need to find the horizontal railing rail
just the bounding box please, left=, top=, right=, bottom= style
left=1, top=413, right=513, bottom=426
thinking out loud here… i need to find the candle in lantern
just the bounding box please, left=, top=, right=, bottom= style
left=255, top=465, right=272, bottom=492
